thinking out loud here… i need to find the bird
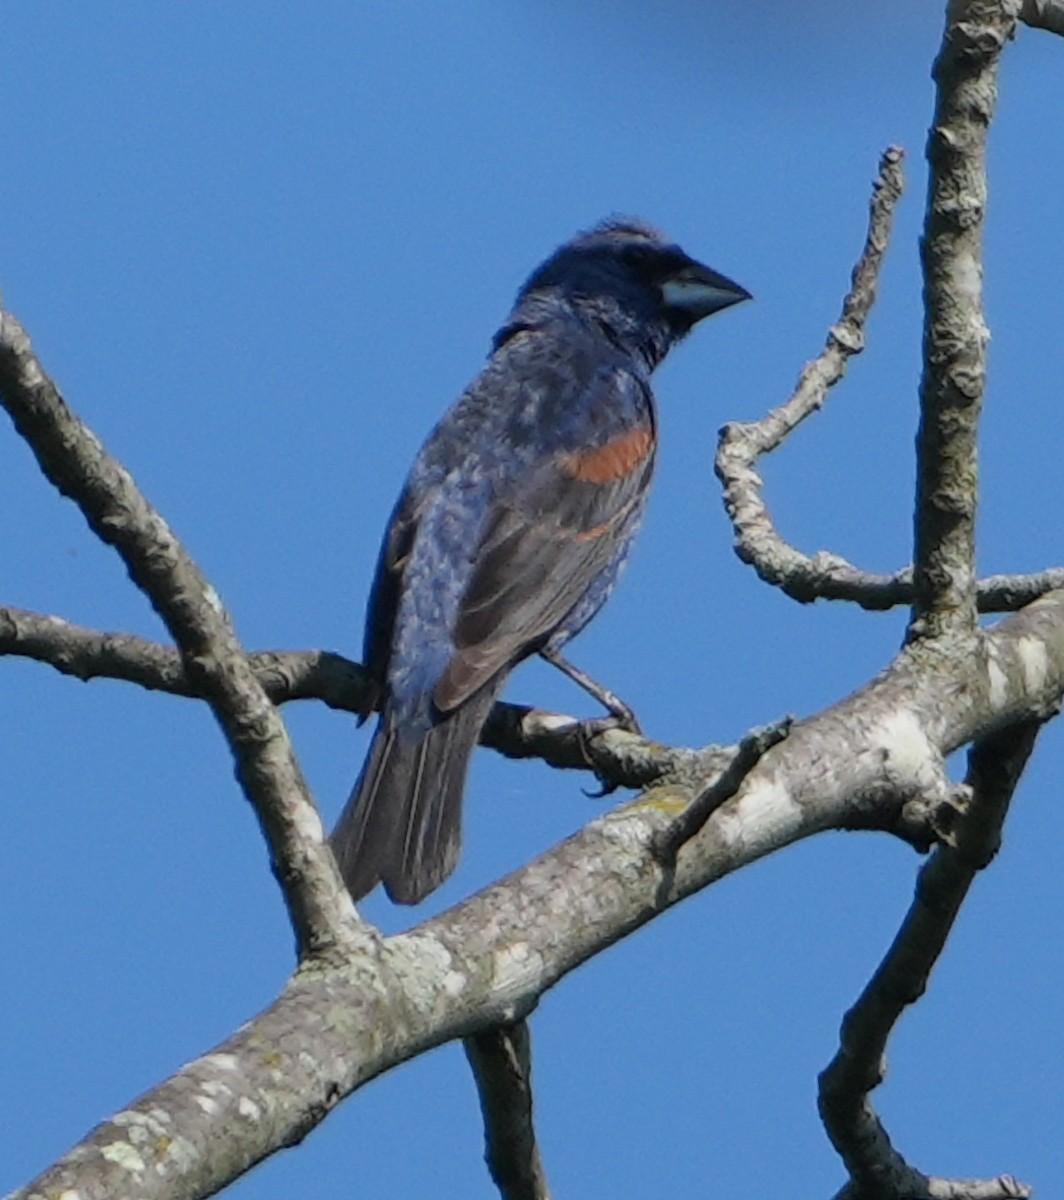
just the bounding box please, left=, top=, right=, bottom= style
left=332, top=217, right=750, bottom=904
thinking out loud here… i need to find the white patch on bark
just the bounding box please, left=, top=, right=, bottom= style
left=1017, top=636, right=1049, bottom=696
left=202, top=584, right=226, bottom=615
left=100, top=1143, right=146, bottom=1172
left=111, top=1111, right=197, bottom=1170
left=201, top=1053, right=240, bottom=1072
left=442, top=970, right=467, bottom=997
left=950, top=249, right=983, bottom=307
left=528, top=712, right=579, bottom=733
left=987, top=655, right=1010, bottom=711
left=873, top=710, right=939, bottom=791
left=238, top=1096, right=261, bottom=1121
left=160, top=1134, right=198, bottom=1169
left=492, top=941, right=542, bottom=999
left=292, top=800, right=325, bottom=842
left=112, top=1109, right=171, bottom=1140
left=387, top=932, right=466, bottom=1014
left=200, top=1079, right=233, bottom=1099
left=719, top=778, right=804, bottom=849
left=193, top=1095, right=219, bottom=1115
left=602, top=800, right=660, bottom=851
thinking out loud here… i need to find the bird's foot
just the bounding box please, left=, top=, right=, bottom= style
left=573, top=715, right=638, bottom=798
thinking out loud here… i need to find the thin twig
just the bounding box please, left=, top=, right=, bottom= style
left=0, top=310, right=363, bottom=958
left=976, top=567, right=1064, bottom=610
left=465, top=1022, right=551, bottom=1200
left=687, top=549, right=1064, bottom=614
left=1020, top=0, right=1064, bottom=33
left=653, top=717, right=792, bottom=861
left=716, top=147, right=905, bottom=605
left=819, top=720, right=1040, bottom=1200
left=909, top=0, right=1019, bottom=642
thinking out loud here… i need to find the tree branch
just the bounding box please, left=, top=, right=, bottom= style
left=975, top=568, right=1064, bottom=610
left=0, top=310, right=361, bottom=959
left=653, top=716, right=792, bottom=860
left=0, top=604, right=695, bottom=789
left=464, top=1022, right=551, bottom=1200
left=909, top=0, right=1019, bottom=642
left=11, top=591, right=1064, bottom=1199
left=716, top=146, right=905, bottom=606
left=717, top=129, right=1064, bottom=619
left=819, top=719, right=1039, bottom=1200
left=1020, top=0, right=1064, bottom=33
left=0, top=604, right=381, bottom=708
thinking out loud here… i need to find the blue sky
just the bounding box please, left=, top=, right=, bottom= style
left=2, top=4, right=1062, bottom=1197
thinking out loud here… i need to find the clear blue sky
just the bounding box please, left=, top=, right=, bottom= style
left=2, top=4, right=1062, bottom=1196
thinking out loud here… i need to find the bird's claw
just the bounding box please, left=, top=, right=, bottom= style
left=573, top=714, right=634, bottom=798
left=601, top=697, right=642, bottom=736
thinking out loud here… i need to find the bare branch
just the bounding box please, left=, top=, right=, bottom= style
left=480, top=702, right=699, bottom=785
left=1020, top=0, right=1064, bottom=33
left=0, top=604, right=695, bottom=789
left=10, top=593, right=1064, bottom=1199
left=819, top=720, right=1040, bottom=1200
left=680, top=541, right=1064, bottom=616
left=465, top=1022, right=551, bottom=1200
left=0, top=310, right=362, bottom=958
left=976, top=567, right=1064, bottom=610
left=716, top=147, right=905, bottom=605
left=0, top=605, right=379, bottom=709
left=909, top=0, right=1019, bottom=641
left=717, top=125, right=1064, bottom=619
left=836, top=1176, right=1030, bottom=1200
left=716, top=4, right=1054, bottom=628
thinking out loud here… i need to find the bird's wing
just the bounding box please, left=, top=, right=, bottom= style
left=363, top=485, right=420, bottom=681
left=432, top=403, right=655, bottom=713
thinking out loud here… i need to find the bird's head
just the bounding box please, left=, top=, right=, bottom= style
left=512, top=218, right=750, bottom=367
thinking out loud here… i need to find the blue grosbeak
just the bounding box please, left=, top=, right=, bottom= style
left=332, top=218, right=749, bottom=903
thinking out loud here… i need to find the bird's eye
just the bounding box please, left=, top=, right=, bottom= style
left=620, top=245, right=654, bottom=272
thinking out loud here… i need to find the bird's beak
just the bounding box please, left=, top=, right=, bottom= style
left=661, top=262, right=751, bottom=318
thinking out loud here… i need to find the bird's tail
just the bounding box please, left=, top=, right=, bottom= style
left=331, top=688, right=497, bottom=905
